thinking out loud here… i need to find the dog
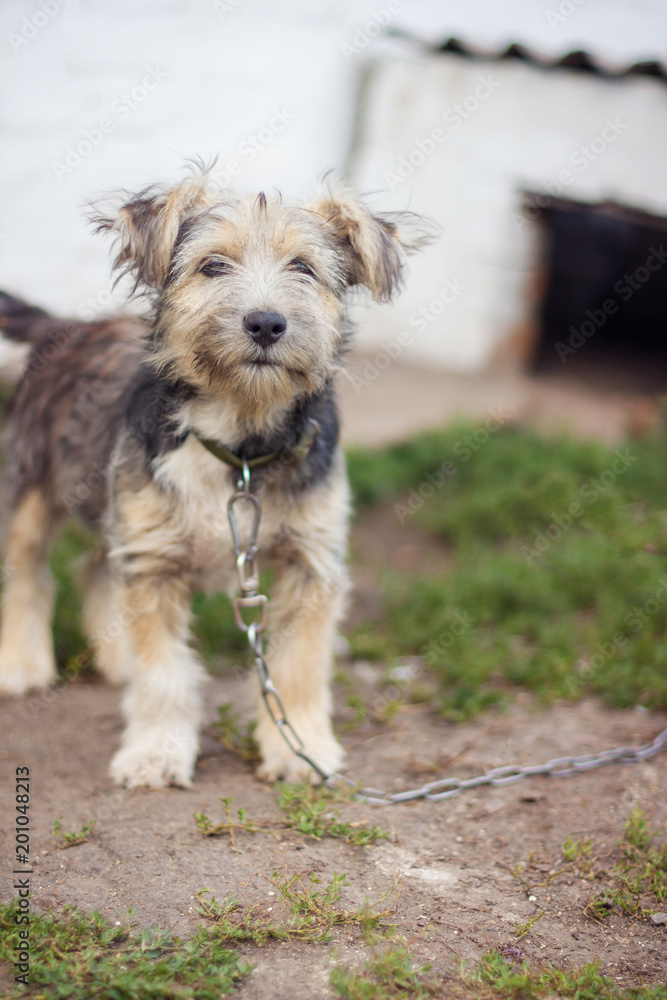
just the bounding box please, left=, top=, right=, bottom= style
left=0, top=167, right=428, bottom=788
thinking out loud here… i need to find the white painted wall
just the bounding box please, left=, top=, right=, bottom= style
left=0, top=0, right=664, bottom=348
left=350, top=56, right=667, bottom=370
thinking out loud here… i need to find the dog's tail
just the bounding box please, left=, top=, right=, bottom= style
left=0, top=290, right=50, bottom=384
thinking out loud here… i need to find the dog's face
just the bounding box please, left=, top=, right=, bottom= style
left=94, top=173, right=426, bottom=415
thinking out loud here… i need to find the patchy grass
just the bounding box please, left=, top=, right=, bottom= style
left=462, top=950, right=667, bottom=999
left=347, top=425, right=667, bottom=720
left=194, top=785, right=391, bottom=848
left=509, top=807, right=666, bottom=924
left=331, top=936, right=441, bottom=998
left=276, top=782, right=391, bottom=846
left=52, top=816, right=96, bottom=850
left=587, top=807, right=667, bottom=920
left=198, top=869, right=399, bottom=945
left=331, top=940, right=667, bottom=1000
left=0, top=899, right=249, bottom=998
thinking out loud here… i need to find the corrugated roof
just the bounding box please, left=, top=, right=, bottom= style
left=387, top=29, right=667, bottom=83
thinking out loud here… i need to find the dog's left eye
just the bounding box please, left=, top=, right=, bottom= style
left=200, top=259, right=231, bottom=278
left=288, top=259, right=316, bottom=278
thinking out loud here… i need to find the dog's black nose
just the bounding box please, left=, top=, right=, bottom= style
left=244, top=311, right=287, bottom=349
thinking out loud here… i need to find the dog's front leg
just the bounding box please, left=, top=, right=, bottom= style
left=255, top=554, right=348, bottom=783
left=109, top=574, right=205, bottom=788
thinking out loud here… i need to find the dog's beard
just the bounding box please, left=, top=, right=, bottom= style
left=154, top=307, right=337, bottom=412
left=189, top=338, right=325, bottom=407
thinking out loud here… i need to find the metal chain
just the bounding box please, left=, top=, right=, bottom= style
left=228, top=460, right=667, bottom=806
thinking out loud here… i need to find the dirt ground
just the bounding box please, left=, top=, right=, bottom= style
left=1, top=360, right=666, bottom=996
left=1, top=674, right=666, bottom=997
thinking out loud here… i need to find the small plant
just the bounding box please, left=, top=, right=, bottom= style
left=624, top=805, right=653, bottom=854
left=193, top=797, right=267, bottom=848
left=561, top=835, right=593, bottom=863
left=277, top=782, right=391, bottom=846
left=52, top=816, right=96, bottom=850
left=513, top=909, right=543, bottom=940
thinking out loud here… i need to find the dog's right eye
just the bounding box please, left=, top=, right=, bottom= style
left=200, top=259, right=231, bottom=278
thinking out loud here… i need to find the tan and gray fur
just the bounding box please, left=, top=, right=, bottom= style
left=0, top=167, right=428, bottom=788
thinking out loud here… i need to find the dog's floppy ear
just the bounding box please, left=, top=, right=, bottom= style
left=309, top=188, right=435, bottom=302
left=91, top=176, right=211, bottom=289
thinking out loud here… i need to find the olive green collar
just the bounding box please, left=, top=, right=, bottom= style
left=195, top=418, right=320, bottom=471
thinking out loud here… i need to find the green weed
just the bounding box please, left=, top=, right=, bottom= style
left=513, top=910, right=543, bottom=940
left=0, top=900, right=249, bottom=998
left=52, top=816, right=96, bottom=850
left=588, top=808, right=667, bottom=919
left=277, top=782, right=390, bottom=846
left=193, top=796, right=264, bottom=847
left=465, top=950, right=667, bottom=999
left=331, top=937, right=440, bottom=999
left=561, top=836, right=593, bottom=863
left=198, top=869, right=398, bottom=945
left=194, top=785, right=390, bottom=848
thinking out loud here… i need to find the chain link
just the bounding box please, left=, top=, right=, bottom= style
left=228, top=460, right=667, bottom=806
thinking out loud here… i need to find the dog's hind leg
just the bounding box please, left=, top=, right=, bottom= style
left=0, top=488, right=60, bottom=695
left=80, top=550, right=134, bottom=685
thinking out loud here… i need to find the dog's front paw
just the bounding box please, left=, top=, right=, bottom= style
left=255, top=720, right=344, bottom=784
left=0, top=649, right=57, bottom=696
left=110, top=725, right=199, bottom=788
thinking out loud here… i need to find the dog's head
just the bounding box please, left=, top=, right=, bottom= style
left=93, top=168, right=432, bottom=413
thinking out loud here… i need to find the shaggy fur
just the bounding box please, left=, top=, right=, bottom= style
left=0, top=168, right=428, bottom=787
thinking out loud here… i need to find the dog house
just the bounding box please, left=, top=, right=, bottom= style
left=349, top=39, right=667, bottom=378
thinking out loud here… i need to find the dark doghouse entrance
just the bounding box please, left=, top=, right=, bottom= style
left=528, top=195, right=667, bottom=390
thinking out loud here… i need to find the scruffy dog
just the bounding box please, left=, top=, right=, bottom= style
left=0, top=168, right=426, bottom=788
